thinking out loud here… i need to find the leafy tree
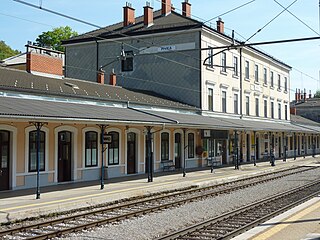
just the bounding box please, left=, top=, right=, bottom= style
left=35, top=26, right=78, bottom=52
left=0, top=41, right=21, bottom=60
left=314, top=90, right=320, bottom=98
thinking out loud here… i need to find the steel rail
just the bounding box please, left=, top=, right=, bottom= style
left=158, top=179, right=320, bottom=240
left=0, top=166, right=317, bottom=239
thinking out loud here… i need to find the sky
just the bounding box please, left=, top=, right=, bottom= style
left=1, top=0, right=320, bottom=99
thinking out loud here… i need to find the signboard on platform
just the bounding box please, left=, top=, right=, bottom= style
left=101, top=134, right=112, bottom=144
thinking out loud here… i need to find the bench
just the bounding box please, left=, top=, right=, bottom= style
left=161, top=160, right=175, bottom=172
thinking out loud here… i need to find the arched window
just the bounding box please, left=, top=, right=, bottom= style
left=85, top=131, right=98, bottom=167
left=29, top=130, right=45, bottom=172
left=161, top=132, right=169, bottom=161
left=188, top=133, right=194, bottom=158
left=108, top=131, right=119, bottom=165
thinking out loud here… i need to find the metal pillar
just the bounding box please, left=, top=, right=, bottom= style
left=98, top=125, right=107, bottom=190
left=283, top=132, right=286, bottom=162
left=304, top=133, right=306, bottom=158
left=183, top=128, right=187, bottom=177
left=269, top=132, right=275, bottom=166
left=234, top=130, right=239, bottom=170
left=253, top=131, right=256, bottom=166
left=210, top=137, right=214, bottom=173
left=146, top=126, right=153, bottom=182
left=312, top=135, right=316, bottom=158
left=294, top=133, right=296, bottom=160
left=30, top=122, right=46, bottom=200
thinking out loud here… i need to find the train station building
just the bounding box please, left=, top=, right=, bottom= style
left=1, top=0, right=320, bottom=192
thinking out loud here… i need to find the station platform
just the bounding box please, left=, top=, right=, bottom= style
left=0, top=156, right=319, bottom=226
left=235, top=195, right=320, bottom=240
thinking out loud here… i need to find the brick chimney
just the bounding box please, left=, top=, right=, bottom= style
left=97, top=69, right=105, bottom=84
left=123, top=2, right=135, bottom=27
left=110, top=70, right=117, bottom=86
left=162, top=0, right=171, bottom=16
left=303, top=89, right=306, bottom=101
left=295, top=89, right=298, bottom=102
left=144, top=2, right=153, bottom=27
left=182, top=0, right=191, bottom=18
left=290, top=107, right=297, bottom=115
left=309, top=90, right=312, bottom=99
left=216, top=18, right=224, bottom=34
left=26, top=44, right=63, bottom=78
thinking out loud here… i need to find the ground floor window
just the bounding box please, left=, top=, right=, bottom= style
left=85, top=131, right=98, bottom=167
left=108, top=131, right=119, bottom=165
left=188, top=133, right=195, bottom=158
left=29, top=130, right=45, bottom=172
left=161, top=132, right=169, bottom=161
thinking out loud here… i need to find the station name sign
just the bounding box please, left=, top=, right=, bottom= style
left=201, top=130, right=229, bottom=139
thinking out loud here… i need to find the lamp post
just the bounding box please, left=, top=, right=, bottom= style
left=30, top=122, right=47, bottom=199
left=146, top=126, right=153, bottom=182
left=98, top=124, right=108, bottom=190
left=183, top=128, right=187, bottom=177
left=294, top=132, right=296, bottom=160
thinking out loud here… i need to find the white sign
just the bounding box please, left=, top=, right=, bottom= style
left=203, top=130, right=211, bottom=138
left=158, top=45, right=176, bottom=52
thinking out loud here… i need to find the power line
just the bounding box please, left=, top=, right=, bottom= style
left=7, top=0, right=319, bottom=97
left=140, top=0, right=257, bottom=52
left=245, top=0, right=299, bottom=43
left=273, top=0, right=319, bottom=36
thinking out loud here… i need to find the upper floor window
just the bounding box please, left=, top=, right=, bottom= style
left=222, top=91, right=227, bottom=113
left=270, top=71, right=274, bottom=87
left=221, top=52, right=227, bottom=72
left=108, top=131, right=119, bottom=165
left=263, top=68, right=267, bottom=85
left=246, top=96, right=250, bottom=115
left=208, top=88, right=213, bottom=111
left=254, top=64, right=259, bottom=82
left=271, top=102, right=274, bottom=119
left=255, top=98, right=259, bottom=117
left=85, top=131, right=98, bottom=167
left=234, top=94, right=238, bottom=114
left=278, top=74, right=281, bottom=90
left=188, top=133, right=195, bottom=158
left=245, top=60, right=250, bottom=79
left=29, top=130, right=45, bottom=172
left=278, top=103, right=281, bottom=119
left=284, top=77, right=288, bottom=92
left=285, top=104, right=288, bottom=120
left=233, top=56, right=238, bottom=76
left=161, top=132, right=169, bottom=161
left=264, top=99, right=267, bottom=118
left=208, top=47, right=213, bottom=68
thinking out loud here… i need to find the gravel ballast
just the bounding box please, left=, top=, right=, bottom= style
left=62, top=167, right=320, bottom=240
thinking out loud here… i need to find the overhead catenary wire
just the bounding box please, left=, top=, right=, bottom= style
left=273, top=0, right=320, bottom=36
left=6, top=0, right=318, bottom=98
left=245, top=0, right=299, bottom=43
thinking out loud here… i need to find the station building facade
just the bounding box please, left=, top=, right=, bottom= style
left=1, top=1, right=320, bottom=192
left=62, top=1, right=304, bottom=164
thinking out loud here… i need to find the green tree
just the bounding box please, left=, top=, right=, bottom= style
left=0, top=41, right=21, bottom=60
left=35, top=26, right=78, bottom=52
left=314, top=90, right=320, bottom=98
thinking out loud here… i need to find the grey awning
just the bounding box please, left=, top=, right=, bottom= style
left=0, top=96, right=173, bottom=125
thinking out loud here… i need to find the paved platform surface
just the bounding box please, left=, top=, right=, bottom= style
left=0, top=156, right=319, bottom=229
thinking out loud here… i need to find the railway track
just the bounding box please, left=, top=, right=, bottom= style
left=158, top=179, right=320, bottom=240
left=0, top=166, right=317, bottom=239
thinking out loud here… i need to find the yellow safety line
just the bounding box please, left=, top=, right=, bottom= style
left=0, top=181, right=176, bottom=212
left=251, top=198, right=320, bottom=240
